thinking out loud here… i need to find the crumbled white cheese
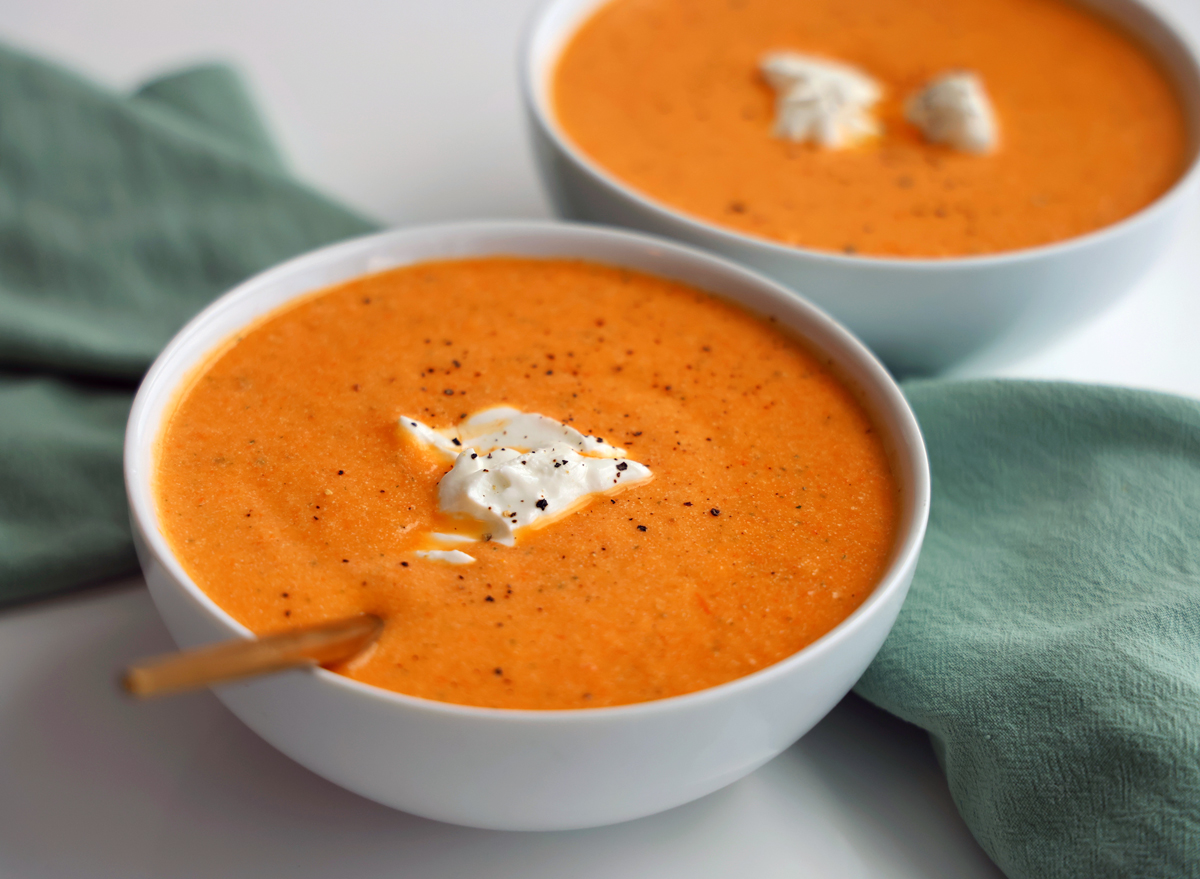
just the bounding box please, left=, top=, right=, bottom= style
left=399, top=409, right=653, bottom=562
left=413, top=549, right=476, bottom=565
left=760, top=51, right=882, bottom=148
left=905, top=71, right=997, bottom=153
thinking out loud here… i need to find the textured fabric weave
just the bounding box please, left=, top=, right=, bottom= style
left=855, top=380, right=1200, bottom=878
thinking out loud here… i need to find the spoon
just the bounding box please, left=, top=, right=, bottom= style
left=121, top=613, right=384, bottom=698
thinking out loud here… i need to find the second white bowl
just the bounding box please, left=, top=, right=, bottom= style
left=521, top=0, right=1200, bottom=374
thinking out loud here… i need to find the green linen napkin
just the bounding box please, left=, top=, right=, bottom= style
left=855, top=379, right=1200, bottom=878
left=2, top=42, right=1197, bottom=879
left=0, top=46, right=375, bottom=603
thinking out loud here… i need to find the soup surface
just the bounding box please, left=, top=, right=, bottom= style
left=553, top=0, right=1188, bottom=257
left=156, top=258, right=899, bottom=709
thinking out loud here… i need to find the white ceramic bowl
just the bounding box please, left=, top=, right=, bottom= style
left=521, top=0, right=1200, bottom=374
left=125, top=221, right=930, bottom=831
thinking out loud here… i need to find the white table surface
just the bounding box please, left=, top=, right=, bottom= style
left=0, top=1, right=1197, bottom=876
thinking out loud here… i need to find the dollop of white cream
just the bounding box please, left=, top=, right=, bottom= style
left=399, top=408, right=652, bottom=562
left=400, top=407, right=627, bottom=463
left=905, top=71, right=997, bottom=153
left=439, top=444, right=651, bottom=546
left=760, top=52, right=882, bottom=148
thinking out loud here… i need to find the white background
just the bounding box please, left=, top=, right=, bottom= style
left=0, top=0, right=1197, bottom=875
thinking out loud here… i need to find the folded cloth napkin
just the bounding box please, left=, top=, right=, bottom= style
left=2, top=44, right=1197, bottom=879
left=0, top=46, right=375, bottom=603
left=855, top=379, right=1200, bottom=878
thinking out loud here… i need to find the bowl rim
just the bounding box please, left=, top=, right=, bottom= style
left=519, top=0, right=1200, bottom=269
left=125, top=219, right=930, bottom=723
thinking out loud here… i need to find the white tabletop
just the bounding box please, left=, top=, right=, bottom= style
left=0, top=1, right=1196, bottom=876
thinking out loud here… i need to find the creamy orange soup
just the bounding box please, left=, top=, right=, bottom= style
left=553, top=0, right=1188, bottom=257
left=156, top=258, right=899, bottom=709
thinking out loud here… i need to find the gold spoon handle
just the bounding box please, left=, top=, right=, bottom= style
left=122, top=614, right=383, bottom=698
